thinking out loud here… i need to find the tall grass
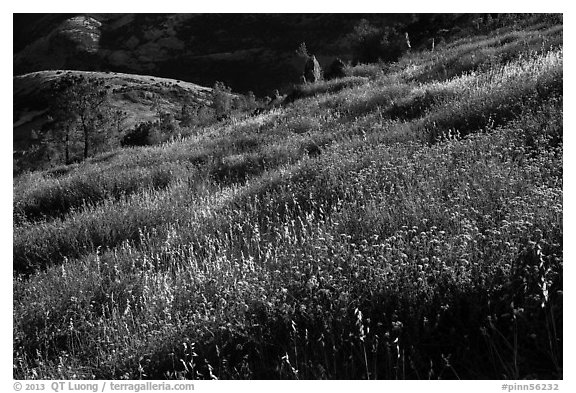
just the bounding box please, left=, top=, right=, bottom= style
left=421, top=48, right=563, bottom=141
left=400, top=23, right=562, bottom=83
left=14, top=115, right=562, bottom=378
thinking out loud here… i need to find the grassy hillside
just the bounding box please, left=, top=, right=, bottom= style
left=13, top=18, right=562, bottom=379
left=14, top=69, right=212, bottom=149
left=13, top=70, right=222, bottom=175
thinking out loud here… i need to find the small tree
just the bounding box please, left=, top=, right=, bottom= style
left=121, top=122, right=156, bottom=147
left=111, top=109, right=128, bottom=136
left=179, top=104, right=196, bottom=127
left=156, top=111, right=178, bottom=134
left=51, top=74, right=110, bottom=161
left=45, top=112, right=75, bottom=165
left=296, top=42, right=310, bottom=59
left=211, top=81, right=233, bottom=121
left=346, top=19, right=405, bottom=63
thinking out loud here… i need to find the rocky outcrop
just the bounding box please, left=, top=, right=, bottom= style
left=303, top=55, right=322, bottom=83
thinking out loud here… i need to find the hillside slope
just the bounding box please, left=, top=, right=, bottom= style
left=13, top=70, right=216, bottom=177
left=13, top=17, right=562, bottom=380
left=14, top=70, right=212, bottom=148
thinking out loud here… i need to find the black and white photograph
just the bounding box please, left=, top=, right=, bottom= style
left=11, top=7, right=565, bottom=386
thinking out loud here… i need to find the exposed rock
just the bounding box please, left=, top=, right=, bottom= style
left=304, top=55, right=322, bottom=83
left=14, top=15, right=103, bottom=74
left=57, top=16, right=102, bottom=54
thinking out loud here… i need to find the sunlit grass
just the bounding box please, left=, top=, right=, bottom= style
left=14, top=18, right=562, bottom=380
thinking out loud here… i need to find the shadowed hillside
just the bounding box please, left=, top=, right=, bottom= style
left=15, top=13, right=551, bottom=95
left=14, top=14, right=389, bottom=94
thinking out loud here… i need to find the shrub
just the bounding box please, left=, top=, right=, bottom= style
left=121, top=122, right=157, bottom=147
left=212, top=81, right=233, bottom=121
left=347, top=19, right=406, bottom=64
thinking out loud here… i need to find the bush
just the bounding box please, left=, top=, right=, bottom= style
left=212, top=81, right=233, bottom=121
left=347, top=19, right=406, bottom=64
left=121, top=122, right=157, bottom=147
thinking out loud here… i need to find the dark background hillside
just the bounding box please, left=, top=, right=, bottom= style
left=14, top=13, right=501, bottom=96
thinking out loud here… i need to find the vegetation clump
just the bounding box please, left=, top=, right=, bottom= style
left=48, top=74, right=110, bottom=163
